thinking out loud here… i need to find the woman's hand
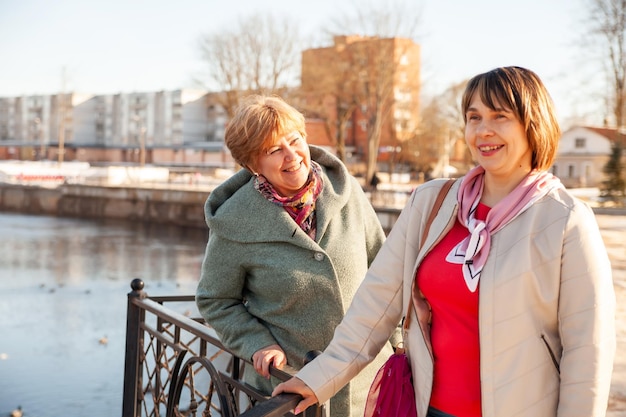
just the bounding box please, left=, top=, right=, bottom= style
left=252, top=344, right=286, bottom=378
left=272, top=377, right=319, bottom=415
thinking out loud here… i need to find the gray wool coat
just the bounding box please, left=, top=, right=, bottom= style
left=196, top=146, right=397, bottom=417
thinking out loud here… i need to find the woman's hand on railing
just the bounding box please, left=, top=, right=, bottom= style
left=252, top=344, right=286, bottom=378
left=272, top=377, right=319, bottom=415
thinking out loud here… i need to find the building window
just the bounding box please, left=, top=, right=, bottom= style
left=568, top=164, right=575, bottom=178
left=575, top=138, right=585, bottom=148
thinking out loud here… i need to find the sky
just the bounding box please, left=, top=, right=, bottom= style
left=0, top=0, right=605, bottom=127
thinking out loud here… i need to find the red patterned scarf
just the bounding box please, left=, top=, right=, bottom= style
left=254, top=161, right=324, bottom=240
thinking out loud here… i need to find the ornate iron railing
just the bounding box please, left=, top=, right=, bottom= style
left=122, top=278, right=325, bottom=417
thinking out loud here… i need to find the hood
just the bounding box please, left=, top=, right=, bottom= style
left=204, top=145, right=353, bottom=243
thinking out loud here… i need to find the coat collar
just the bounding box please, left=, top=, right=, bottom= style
left=204, top=146, right=352, bottom=248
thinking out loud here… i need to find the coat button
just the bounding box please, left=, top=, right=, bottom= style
left=314, top=252, right=324, bottom=261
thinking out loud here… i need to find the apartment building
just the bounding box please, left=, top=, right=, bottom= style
left=300, top=35, right=421, bottom=165
left=0, top=94, right=71, bottom=160
left=0, top=90, right=229, bottom=165
left=71, top=89, right=215, bottom=146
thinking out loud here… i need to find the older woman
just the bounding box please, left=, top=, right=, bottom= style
left=195, top=94, right=397, bottom=417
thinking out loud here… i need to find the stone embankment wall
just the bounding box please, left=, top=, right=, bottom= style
left=3, top=183, right=624, bottom=232
left=0, top=183, right=404, bottom=232
left=0, top=183, right=209, bottom=228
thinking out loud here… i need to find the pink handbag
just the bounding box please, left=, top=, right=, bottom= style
left=363, top=349, right=417, bottom=417
left=364, top=179, right=455, bottom=417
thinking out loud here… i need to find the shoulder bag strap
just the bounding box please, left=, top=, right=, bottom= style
left=403, top=178, right=455, bottom=331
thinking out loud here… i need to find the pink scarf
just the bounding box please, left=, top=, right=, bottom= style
left=446, top=166, right=563, bottom=292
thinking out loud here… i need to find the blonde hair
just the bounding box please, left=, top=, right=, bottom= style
left=461, top=66, right=561, bottom=171
left=224, top=95, right=307, bottom=170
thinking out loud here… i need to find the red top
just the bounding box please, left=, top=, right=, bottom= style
left=416, top=203, right=490, bottom=417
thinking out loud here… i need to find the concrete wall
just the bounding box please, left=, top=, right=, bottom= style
left=3, top=184, right=623, bottom=233
left=0, top=184, right=209, bottom=228
left=0, top=184, right=403, bottom=233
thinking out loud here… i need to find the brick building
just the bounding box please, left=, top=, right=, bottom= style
left=300, top=35, right=421, bottom=169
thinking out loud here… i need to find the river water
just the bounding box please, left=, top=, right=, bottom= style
left=0, top=212, right=208, bottom=417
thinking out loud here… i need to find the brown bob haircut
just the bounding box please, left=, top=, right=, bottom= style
left=224, top=95, right=307, bottom=171
left=461, top=66, right=561, bottom=171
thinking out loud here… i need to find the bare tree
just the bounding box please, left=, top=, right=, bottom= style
left=360, top=38, right=405, bottom=183
left=197, top=14, right=304, bottom=117
left=309, top=0, right=422, bottom=184
left=299, top=46, right=358, bottom=162
left=586, top=0, right=626, bottom=127
left=327, top=0, right=422, bottom=40
left=585, top=0, right=626, bottom=200
left=411, top=80, right=468, bottom=178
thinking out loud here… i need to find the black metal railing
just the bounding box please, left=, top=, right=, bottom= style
left=122, top=278, right=325, bottom=417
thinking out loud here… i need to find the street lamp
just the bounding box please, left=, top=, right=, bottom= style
left=58, top=94, right=67, bottom=165
left=34, top=117, right=43, bottom=160
left=132, top=115, right=146, bottom=167
left=139, top=125, right=146, bottom=167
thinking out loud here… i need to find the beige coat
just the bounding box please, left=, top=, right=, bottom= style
left=297, top=178, right=616, bottom=417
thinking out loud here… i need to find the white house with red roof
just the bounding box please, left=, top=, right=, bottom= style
left=553, top=126, right=622, bottom=188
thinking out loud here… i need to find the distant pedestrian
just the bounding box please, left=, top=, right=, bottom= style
left=369, top=172, right=380, bottom=190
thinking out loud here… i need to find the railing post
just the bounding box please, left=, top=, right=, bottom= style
left=302, top=350, right=326, bottom=417
left=122, top=278, right=147, bottom=417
